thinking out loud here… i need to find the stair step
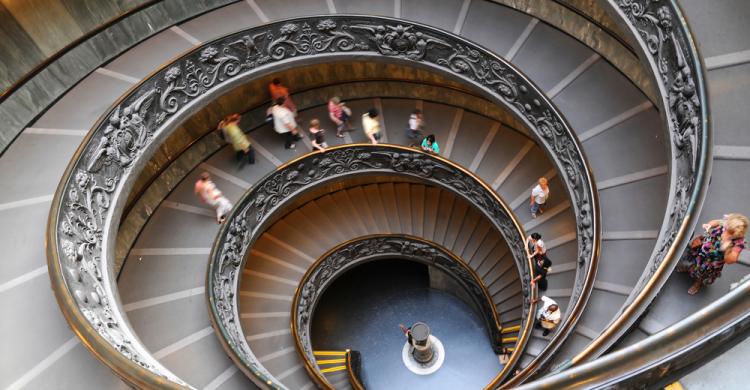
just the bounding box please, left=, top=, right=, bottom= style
left=394, top=182, right=413, bottom=235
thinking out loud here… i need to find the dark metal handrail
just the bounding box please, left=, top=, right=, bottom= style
left=46, top=15, right=598, bottom=389
left=562, top=0, right=712, bottom=367
left=346, top=350, right=366, bottom=390
left=208, top=145, right=535, bottom=389
left=290, top=234, right=515, bottom=389
left=518, top=279, right=750, bottom=389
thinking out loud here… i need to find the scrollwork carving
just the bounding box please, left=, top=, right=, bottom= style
left=57, top=89, right=173, bottom=380
left=210, top=145, right=532, bottom=388
left=50, top=15, right=601, bottom=388
left=617, top=0, right=702, bottom=171
left=293, top=236, right=504, bottom=368
left=592, top=0, right=709, bottom=354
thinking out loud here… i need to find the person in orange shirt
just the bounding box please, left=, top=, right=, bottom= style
left=269, top=78, right=297, bottom=115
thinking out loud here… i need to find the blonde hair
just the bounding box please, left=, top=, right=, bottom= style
left=330, top=96, right=340, bottom=104
left=725, top=213, right=748, bottom=238
left=309, top=119, right=320, bottom=128
left=538, top=177, right=548, bottom=186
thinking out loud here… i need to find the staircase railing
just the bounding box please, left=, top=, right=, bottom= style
left=498, top=1, right=712, bottom=386
left=291, top=234, right=516, bottom=389
left=561, top=0, right=712, bottom=367
left=207, top=145, right=535, bottom=388
left=312, top=350, right=366, bottom=390
left=347, top=350, right=366, bottom=390
left=46, top=15, right=598, bottom=388
left=517, top=278, right=750, bottom=389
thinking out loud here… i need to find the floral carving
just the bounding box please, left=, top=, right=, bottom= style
left=293, top=236, right=505, bottom=362
left=88, top=89, right=156, bottom=172
left=52, top=15, right=609, bottom=388
left=350, top=23, right=450, bottom=60
left=437, top=45, right=520, bottom=102
left=617, top=0, right=702, bottom=171
left=267, top=20, right=364, bottom=60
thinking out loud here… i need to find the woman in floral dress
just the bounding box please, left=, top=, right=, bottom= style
left=677, top=213, right=748, bottom=294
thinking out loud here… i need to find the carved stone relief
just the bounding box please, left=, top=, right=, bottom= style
left=293, top=236, right=505, bottom=369
left=49, top=15, right=602, bottom=388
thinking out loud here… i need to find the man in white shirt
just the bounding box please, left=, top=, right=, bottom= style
left=406, top=109, right=424, bottom=140
left=533, top=295, right=560, bottom=336
left=271, top=97, right=301, bottom=149
left=529, top=177, right=550, bottom=218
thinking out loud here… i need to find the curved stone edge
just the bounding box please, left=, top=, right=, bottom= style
left=208, top=144, right=534, bottom=389
left=560, top=0, right=712, bottom=367
left=46, top=15, right=598, bottom=389
left=291, top=235, right=507, bottom=387
left=517, top=279, right=750, bottom=389
left=0, top=0, right=239, bottom=154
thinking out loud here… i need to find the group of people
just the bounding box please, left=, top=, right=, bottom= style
left=195, top=79, right=444, bottom=223
left=267, top=79, right=441, bottom=154
left=525, top=231, right=560, bottom=337
left=526, top=211, right=749, bottom=339
left=198, top=78, right=750, bottom=306
left=527, top=175, right=557, bottom=337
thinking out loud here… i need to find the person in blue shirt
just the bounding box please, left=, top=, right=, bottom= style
left=421, top=134, right=440, bottom=154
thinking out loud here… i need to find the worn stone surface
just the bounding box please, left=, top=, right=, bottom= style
left=0, top=3, right=46, bottom=90
left=48, top=15, right=597, bottom=387
left=489, top=0, right=657, bottom=104
left=0, top=0, right=84, bottom=56
left=123, top=63, right=529, bottom=210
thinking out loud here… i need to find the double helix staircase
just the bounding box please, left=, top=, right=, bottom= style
left=0, top=0, right=747, bottom=389
left=120, top=98, right=542, bottom=388
left=239, top=182, right=518, bottom=389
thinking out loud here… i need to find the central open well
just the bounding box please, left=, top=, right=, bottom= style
left=311, top=259, right=502, bottom=389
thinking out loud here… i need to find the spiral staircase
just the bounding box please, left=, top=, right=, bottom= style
left=0, top=1, right=748, bottom=389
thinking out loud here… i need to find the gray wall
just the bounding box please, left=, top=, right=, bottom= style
left=0, top=0, right=237, bottom=152
left=0, top=0, right=151, bottom=91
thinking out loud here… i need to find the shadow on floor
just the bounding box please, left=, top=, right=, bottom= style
left=311, top=259, right=502, bottom=389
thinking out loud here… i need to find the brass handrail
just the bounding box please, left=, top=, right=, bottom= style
left=561, top=0, right=712, bottom=366
left=290, top=234, right=520, bottom=389
left=346, top=350, right=366, bottom=390
left=208, top=143, right=536, bottom=388
left=517, top=279, right=750, bottom=389
left=47, top=15, right=596, bottom=389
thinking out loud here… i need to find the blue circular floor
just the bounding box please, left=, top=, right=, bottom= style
left=311, top=260, right=502, bottom=389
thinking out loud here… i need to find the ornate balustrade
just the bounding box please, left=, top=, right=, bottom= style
left=46, top=15, right=598, bottom=388
left=560, top=0, right=711, bottom=367
left=501, top=1, right=712, bottom=384
left=291, top=234, right=507, bottom=388
left=518, top=278, right=750, bottom=389
left=207, top=144, right=533, bottom=388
